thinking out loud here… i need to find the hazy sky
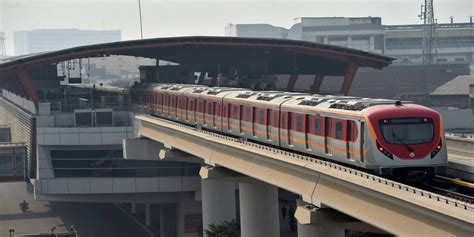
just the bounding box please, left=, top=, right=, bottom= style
left=1, top=0, right=473, bottom=55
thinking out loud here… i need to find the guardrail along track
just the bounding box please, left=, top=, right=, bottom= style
left=137, top=115, right=474, bottom=236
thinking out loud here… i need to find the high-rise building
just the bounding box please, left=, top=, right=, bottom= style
left=13, top=29, right=122, bottom=56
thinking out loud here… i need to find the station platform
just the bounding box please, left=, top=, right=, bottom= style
left=446, top=133, right=474, bottom=182
left=447, top=151, right=474, bottom=182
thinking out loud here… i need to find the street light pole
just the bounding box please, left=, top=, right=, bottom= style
left=138, top=0, right=144, bottom=39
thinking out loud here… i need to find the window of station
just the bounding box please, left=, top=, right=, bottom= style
left=0, top=147, right=25, bottom=178
left=49, top=150, right=200, bottom=178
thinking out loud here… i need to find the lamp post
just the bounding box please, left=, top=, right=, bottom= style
left=138, top=0, right=144, bottom=39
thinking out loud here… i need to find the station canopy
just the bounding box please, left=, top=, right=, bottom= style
left=0, top=36, right=393, bottom=76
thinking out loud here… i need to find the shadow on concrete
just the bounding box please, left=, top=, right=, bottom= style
left=46, top=202, right=152, bottom=237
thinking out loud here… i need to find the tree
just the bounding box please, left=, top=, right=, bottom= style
left=205, top=219, right=240, bottom=237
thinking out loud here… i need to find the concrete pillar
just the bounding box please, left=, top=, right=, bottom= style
left=239, top=181, right=279, bottom=237
left=201, top=179, right=236, bottom=232
left=160, top=203, right=178, bottom=237
left=145, top=203, right=151, bottom=226
left=131, top=202, right=136, bottom=214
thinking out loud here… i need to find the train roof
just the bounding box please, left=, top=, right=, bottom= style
left=225, top=91, right=308, bottom=105
left=282, top=95, right=410, bottom=115
left=183, top=86, right=249, bottom=99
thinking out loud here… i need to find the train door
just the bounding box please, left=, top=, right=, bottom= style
left=325, top=117, right=332, bottom=155
left=197, top=99, right=204, bottom=124
left=288, top=112, right=293, bottom=146
left=252, top=107, right=257, bottom=137
left=346, top=121, right=355, bottom=160
left=224, top=103, right=231, bottom=132
left=266, top=109, right=270, bottom=140
left=184, top=98, right=189, bottom=121
left=305, top=114, right=310, bottom=150
left=359, top=122, right=365, bottom=162
left=188, top=98, right=195, bottom=123
left=215, top=102, right=220, bottom=130
left=239, top=105, right=244, bottom=134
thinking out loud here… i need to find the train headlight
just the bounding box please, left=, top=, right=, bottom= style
left=376, top=140, right=393, bottom=160
left=431, top=139, right=443, bottom=158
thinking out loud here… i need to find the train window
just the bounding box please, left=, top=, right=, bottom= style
left=232, top=106, right=238, bottom=119
left=198, top=101, right=203, bottom=112
left=245, top=107, right=251, bottom=122
left=315, top=117, right=321, bottom=135
left=259, top=110, right=265, bottom=124
left=272, top=111, right=278, bottom=127
left=347, top=121, right=354, bottom=141
left=207, top=102, right=213, bottom=115
left=296, top=115, right=303, bottom=132
left=281, top=112, right=286, bottom=129
left=336, top=121, right=343, bottom=139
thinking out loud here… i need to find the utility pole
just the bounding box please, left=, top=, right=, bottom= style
left=419, top=0, right=437, bottom=65
left=0, top=33, right=6, bottom=58
left=138, top=0, right=144, bottom=39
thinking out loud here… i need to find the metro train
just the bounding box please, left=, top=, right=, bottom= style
left=131, top=83, right=448, bottom=180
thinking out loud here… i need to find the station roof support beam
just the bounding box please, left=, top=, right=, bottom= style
left=340, top=63, right=358, bottom=96
left=286, top=74, right=299, bottom=91
left=310, top=75, right=324, bottom=94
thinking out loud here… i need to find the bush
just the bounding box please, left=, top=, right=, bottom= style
left=205, top=219, right=240, bottom=237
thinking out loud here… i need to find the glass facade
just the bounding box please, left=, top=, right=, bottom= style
left=50, top=150, right=200, bottom=178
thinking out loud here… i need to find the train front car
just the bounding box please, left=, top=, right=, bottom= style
left=363, top=102, right=447, bottom=181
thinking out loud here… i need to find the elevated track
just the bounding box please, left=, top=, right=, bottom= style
left=136, top=115, right=473, bottom=236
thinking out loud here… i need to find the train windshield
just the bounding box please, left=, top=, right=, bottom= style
left=379, top=118, right=434, bottom=145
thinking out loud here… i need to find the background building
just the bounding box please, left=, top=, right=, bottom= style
left=385, top=23, right=474, bottom=64
left=226, top=17, right=474, bottom=64
left=0, top=32, right=6, bottom=59
left=13, top=29, right=121, bottom=55
left=225, top=23, right=289, bottom=39
left=298, top=17, right=386, bottom=54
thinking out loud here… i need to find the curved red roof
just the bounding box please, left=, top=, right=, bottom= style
left=0, top=36, right=393, bottom=75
